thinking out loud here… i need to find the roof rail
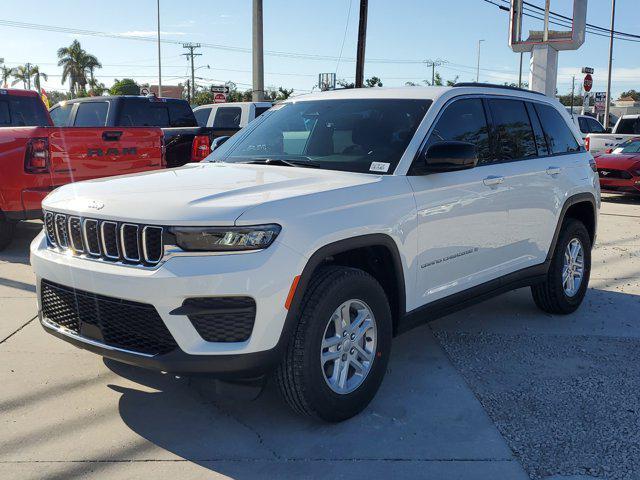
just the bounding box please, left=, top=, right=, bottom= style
left=452, top=82, right=546, bottom=96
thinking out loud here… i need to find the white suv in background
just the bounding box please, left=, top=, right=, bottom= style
left=31, top=84, right=599, bottom=422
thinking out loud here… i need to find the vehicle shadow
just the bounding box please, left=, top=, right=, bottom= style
left=601, top=193, right=640, bottom=205
left=0, top=220, right=41, bottom=266
left=102, top=285, right=640, bottom=478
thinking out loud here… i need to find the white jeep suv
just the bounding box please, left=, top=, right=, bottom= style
left=31, top=84, right=600, bottom=422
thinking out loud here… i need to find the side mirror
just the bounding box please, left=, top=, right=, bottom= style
left=422, top=141, right=478, bottom=172
left=211, top=136, right=230, bottom=151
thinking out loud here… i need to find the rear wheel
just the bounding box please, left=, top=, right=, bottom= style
left=276, top=266, right=392, bottom=422
left=531, top=218, right=591, bottom=314
left=0, top=213, right=15, bottom=251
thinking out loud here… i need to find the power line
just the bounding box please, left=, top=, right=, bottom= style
left=335, top=0, right=353, bottom=75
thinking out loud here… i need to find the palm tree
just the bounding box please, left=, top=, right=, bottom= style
left=1, top=66, right=15, bottom=88
left=57, top=40, right=101, bottom=97
left=30, top=65, right=48, bottom=92
left=11, top=65, right=31, bottom=89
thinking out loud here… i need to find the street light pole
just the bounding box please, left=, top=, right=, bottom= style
left=604, top=0, right=616, bottom=129
left=476, top=39, right=484, bottom=83
left=157, top=0, right=162, bottom=97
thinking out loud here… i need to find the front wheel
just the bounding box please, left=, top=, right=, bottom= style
left=531, top=218, right=591, bottom=314
left=276, top=266, right=392, bottom=422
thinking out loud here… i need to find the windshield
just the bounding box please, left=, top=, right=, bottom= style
left=209, top=99, right=431, bottom=174
left=614, top=138, right=640, bottom=153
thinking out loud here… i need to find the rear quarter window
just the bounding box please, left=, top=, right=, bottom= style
left=118, top=99, right=170, bottom=127
left=533, top=103, right=580, bottom=155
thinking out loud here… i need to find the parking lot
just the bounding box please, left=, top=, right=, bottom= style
left=0, top=194, right=638, bottom=480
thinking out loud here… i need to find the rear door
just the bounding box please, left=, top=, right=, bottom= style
left=503, top=100, right=583, bottom=269
left=407, top=97, right=511, bottom=305
left=46, top=127, right=163, bottom=186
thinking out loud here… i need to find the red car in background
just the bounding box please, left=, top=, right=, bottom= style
left=595, top=137, right=640, bottom=196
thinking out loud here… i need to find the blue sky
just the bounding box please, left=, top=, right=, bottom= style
left=1, top=0, right=638, bottom=97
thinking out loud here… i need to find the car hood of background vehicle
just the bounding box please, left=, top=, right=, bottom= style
left=43, top=162, right=380, bottom=225
left=596, top=153, right=640, bottom=170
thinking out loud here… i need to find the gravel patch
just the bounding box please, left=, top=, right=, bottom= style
left=433, top=330, right=640, bottom=480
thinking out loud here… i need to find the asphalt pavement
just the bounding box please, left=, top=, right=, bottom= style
left=1, top=194, right=638, bottom=480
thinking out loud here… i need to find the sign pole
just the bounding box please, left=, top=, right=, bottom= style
left=604, top=0, right=616, bottom=129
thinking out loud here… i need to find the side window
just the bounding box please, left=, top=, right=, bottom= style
left=0, top=101, right=10, bottom=125
left=168, top=101, right=197, bottom=127
left=213, top=107, right=242, bottom=129
left=74, top=102, right=109, bottom=126
left=488, top=99, right=537, bottom=160
left=578, top=117, right=590, bottom=133
left=118, top=100, right=170, bottom=127
left=615, top=118, right=640, bottom=134
left=534, top=103, right=580, bottom=155
left=49, top=104, right=73, bottom=126
left=424, top=98, right=491, bottom=165
left=587, top=117, right=605, bottom=133
left=194, top=107, right=212, bottom=127
left=525, top=102, right=549, bottom=156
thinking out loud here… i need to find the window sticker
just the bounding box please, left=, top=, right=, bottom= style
left=369, top=162, right=390, bottom=173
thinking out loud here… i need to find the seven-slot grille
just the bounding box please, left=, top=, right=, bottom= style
left=44, top=211, right=163, bottom=266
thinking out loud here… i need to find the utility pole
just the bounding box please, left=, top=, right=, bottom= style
left=252, top=0, right=264, bottom=101
left=604, top=0, right=616, bottom=129
left=570, top=75, right=575, bottom=118
left=182, top=43, right=201, bottom=103
left=25, top=62, right=31, bottom=90
left=157, top=0, right=162, bottom=97
left=424, top=59, right=447, bottom=86
left=476, top=40, right=484, bottom=83
left=355, top=0, right=368, bottom=88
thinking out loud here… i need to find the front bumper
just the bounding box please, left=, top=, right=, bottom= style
left=599, top=176, right=640, bottom=195
left=31, top=232, right=307, bottom=376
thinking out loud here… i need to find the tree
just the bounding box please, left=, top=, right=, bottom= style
left=30, top=65, right=48, bottom=92
left=109, top=78, right=140, bottom=96
left=1, top=66, right=15, bottom=88
left=619, top=90, right=640, bottom=101
left=57, top=40, right=101, bottom=96
left=276, top=87, right=294, bottom=100
left=365, top=76, right=383, bottom=88
left=11, top=65, right=31, bottom=89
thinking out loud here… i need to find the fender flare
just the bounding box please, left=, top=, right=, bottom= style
left=545, top=192, right=598, bottom=262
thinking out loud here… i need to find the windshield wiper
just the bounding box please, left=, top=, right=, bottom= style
left=243, top=158, right=323, bottom=169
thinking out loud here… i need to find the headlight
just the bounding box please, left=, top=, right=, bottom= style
left=169, top=224, right=281, bottom=252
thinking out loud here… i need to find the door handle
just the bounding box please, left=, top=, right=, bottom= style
left=102, top=131, right=123, bottom=142
left=483, top=175, right=504, bottom=187
left=546, top=166, right=561, bottom=176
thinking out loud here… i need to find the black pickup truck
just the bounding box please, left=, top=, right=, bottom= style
left=49, top=95, right=236, bottom=167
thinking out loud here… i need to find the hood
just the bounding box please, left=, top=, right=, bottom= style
left=43, top=162, right=379, bottom=225
left=595, top=153, right=640, bottom=170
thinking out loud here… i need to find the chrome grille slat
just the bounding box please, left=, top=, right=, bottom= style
left=44, top=211, right=163, bottom=267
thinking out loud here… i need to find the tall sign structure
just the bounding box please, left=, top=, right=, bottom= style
left=509, top=0, right=587, bottom=97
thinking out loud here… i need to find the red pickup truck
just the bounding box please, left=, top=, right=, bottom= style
left=0, top=89, right=164, bottom=250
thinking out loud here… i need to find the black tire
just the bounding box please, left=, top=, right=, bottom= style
left=0, top=213, right=15, bottom=251
left=276, top=266, right=392, bottom=422
left=531, top=218, right=591, bottom=314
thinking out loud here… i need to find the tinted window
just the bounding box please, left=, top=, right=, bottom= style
left=0, top=95, right=50, bottom=126
left=587, top=117, right=605, bottom=133
left=426, top=98, right=491, bottom=165
left=118, top=100, right=170, bottom=127
left=74, top=102, right=109, bottom=126
left=213, top=99, right=431, bottom=175
left=616, top=118, right=640, bottom=135
left=194, top=107, right=211, bottom=127
left=526, top=102, right=549, bottom=156
left=534, top=103, right=580, bottom=154
left=213, top=107, right=242, bottom=128
left=167, top=101, right=197, bottom=127
left=618, top=138, right=640, bottom=153
left=578, top=117, right=589, bottom=133
left=49, top=103, right=73, bottom=126
left=488, top=99, right=537, bottom=160
left=255, top=106, right=270, bottom=118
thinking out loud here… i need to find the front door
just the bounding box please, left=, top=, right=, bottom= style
left=407, top=97, right=512, bottom=308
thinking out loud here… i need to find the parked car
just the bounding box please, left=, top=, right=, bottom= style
left=595, top=137, right=640, bottom=196
left=193, top=101, right=272, bottom=129
left=569, top=114, right=606, bottom=140
left=586, top=114, right=640, bottom=155
left=32, top=84, right=599, bottom=421
left=49, top=95, right=215, bottom=167
left=0, top=88, right=164, bottom=250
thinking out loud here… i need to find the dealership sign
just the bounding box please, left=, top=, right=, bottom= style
left=594, top=92, right=607, bottom=113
